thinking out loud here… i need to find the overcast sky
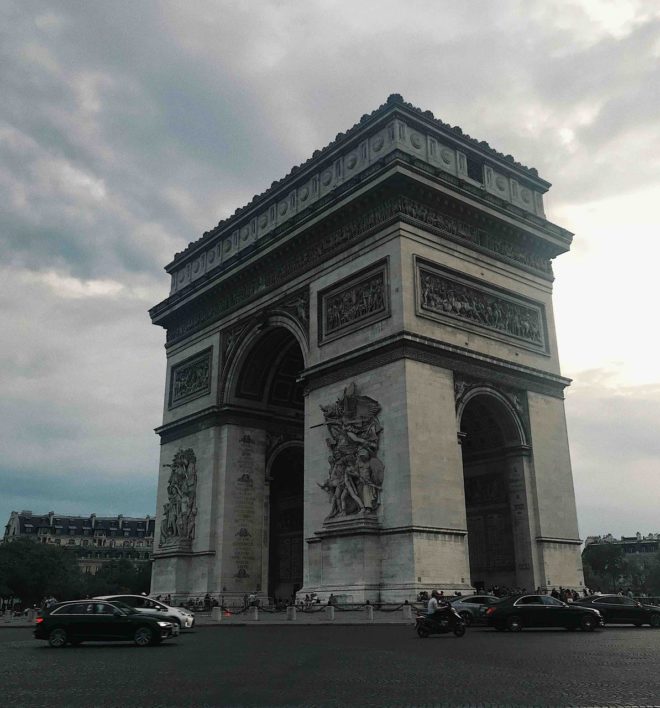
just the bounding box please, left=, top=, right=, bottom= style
left=1, top=0, right=658, bottom=540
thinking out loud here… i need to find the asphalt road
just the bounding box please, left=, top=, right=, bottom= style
left=1, top=624, right=658, bottom=707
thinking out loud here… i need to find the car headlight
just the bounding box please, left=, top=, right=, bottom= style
left=157, top=621, right=173, bottom=628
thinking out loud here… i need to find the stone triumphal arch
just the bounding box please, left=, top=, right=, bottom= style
left=150, top=95, right=584, bottom=602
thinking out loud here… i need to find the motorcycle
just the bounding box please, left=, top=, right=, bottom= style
left=415, top=605, right=466, bottom=638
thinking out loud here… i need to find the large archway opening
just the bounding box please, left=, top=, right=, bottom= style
left=268, top=444, right=304, bottom=602
left=459, top=392, right=524, bottom=592
left=231, top=324, right=305, bottom=604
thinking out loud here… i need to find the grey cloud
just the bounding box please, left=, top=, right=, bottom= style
left=1, top=0, right=659, bottom=537
left=565, top=373, right=660, bottom=537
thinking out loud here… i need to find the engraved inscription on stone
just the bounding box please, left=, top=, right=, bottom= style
left=231, top=433, right=259, bottom=580
left=417, top=260, right=546, bottom=350
left=320, top=261, right=389, bottom=343
left=169, top=348, right=212, bottom=407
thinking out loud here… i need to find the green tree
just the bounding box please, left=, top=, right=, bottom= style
left=645, top=552, right=660, bottom=596
left=582, top=543, right=628, bottom=592
left=0, top=538, right=85, bottom=606
left=81, top=559, right=152, bottom=597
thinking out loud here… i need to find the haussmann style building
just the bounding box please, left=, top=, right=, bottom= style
left=149, top=94, right=585, bottom=603
left=3, top=510, right=155, bottom=574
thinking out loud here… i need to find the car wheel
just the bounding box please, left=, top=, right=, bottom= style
left=133, top=626, right=153, bottom=647
left=650, top=614, right=660, bottom=628
left=580, top=614, right=596, bottom=632
left=459, top=611, right=472, bottom=627
left=506, top=615, right=523, bottom=632
left=48, top=627, right=68, bottom=648
left=417, top=625, right=430, bottom=638
left=453, top=623, right=466, bottom=637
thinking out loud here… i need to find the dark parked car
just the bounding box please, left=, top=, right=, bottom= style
left=571, top=594, right=660, bottom=627
left=485, top=594, right=603, bottom=632
left=34, top=600, right=177, bottom=647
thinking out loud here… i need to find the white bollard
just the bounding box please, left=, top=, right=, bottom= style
left=286, top=606, right=297, bottom=621
left=248, top=606, right=259, bottom=621
left=210, top=607, right=223, bottom=622
left=402, top=604, right=412, bottom=620
left=325, top=605, right=335, bottom=621
left=366, top=605, right=374, bottom=621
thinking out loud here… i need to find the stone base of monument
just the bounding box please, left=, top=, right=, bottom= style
left=319, top=512, right=382, bottom=536
left=303, top=515, right=475, bottom=603
left=303, top=513, right=382, bottom=603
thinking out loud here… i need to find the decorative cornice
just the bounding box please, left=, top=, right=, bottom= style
left=380, top=525, right=468, bottom=537
left=536, top=536, right=582, bottom=546
left=169, top=95, right=551, bottom=271
left=154, top=188, right=558, bottom=345
left=303, top=330, right=571, bottom=398
left=158, top=98, right=573, bottom=301
left=155, top=404, right=303, bottom=444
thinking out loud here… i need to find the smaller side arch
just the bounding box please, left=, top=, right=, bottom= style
left=456, top=384, right=528, bottom=448
left=220, top=315, right=309, bottom=406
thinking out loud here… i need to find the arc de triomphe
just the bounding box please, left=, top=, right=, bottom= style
left=149, top=95, right=584, bottom=602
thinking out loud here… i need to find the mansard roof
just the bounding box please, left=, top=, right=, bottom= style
left=6, top=511, right=155, bottom=537
left=170, top=94, right=550, bottom=266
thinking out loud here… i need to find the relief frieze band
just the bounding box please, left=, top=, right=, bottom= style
left=165, top=195, right=552, bottom=344
left=319, top=260, right=390, bottom=344
left=169, top=348, right=212, bottom=408
left=416, top=258, right=548, bottom=352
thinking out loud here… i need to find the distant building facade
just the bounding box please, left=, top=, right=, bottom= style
left=585, top=533, right=660, bottom=561
left=3, top=511, right=155, bottom=574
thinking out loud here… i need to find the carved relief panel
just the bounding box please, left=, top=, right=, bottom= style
left=168, top=348, right=212, bottom=408
left=317, top=383, right=385, bottom=519
left=159, top=448, right=198, bottom=551
left=318, top=259, right=390, bottom=344
left=415, top=257, right=548, bottom=353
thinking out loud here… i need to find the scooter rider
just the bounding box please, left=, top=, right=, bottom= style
left=427, top=589, right=441, bottom=616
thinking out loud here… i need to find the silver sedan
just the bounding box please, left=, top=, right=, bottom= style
left=449, top=595, right=501, bottom=625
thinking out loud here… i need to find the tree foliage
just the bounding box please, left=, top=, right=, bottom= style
left=0, top=539, right=152, bottom=606
left=582, top=544, right=660, bottom=596
left=0, top=538, right=83, bottom=606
